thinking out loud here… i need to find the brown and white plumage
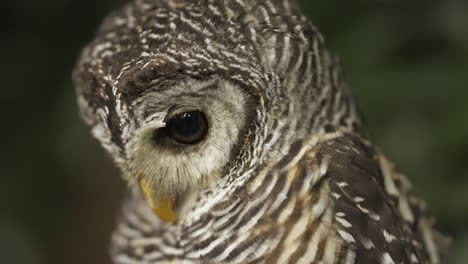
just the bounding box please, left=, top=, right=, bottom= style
left=73, top=0, right=449, bottom=263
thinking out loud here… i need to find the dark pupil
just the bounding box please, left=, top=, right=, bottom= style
left=170, top=112, right=200, bottom=137
left=167, top=111, right=207, bottom=144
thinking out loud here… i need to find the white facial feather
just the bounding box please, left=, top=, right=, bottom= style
left=122, top=79, right=250, bottom=212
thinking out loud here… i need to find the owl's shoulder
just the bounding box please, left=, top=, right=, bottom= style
left=312, top=132, right=449, bottom=263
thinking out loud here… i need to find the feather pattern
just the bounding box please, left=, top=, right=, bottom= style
left=73, top=0, right=449, bottom=263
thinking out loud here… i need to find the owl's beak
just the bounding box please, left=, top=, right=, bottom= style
left=139, top=180, right=177, bottom=223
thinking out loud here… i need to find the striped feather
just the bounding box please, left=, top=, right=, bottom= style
left=73, top=0, right=449, bottom=263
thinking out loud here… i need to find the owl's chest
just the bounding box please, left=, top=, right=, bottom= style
left=112, top=188, right=356, bottom=263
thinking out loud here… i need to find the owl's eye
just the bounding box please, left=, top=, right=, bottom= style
left=165, top=111, right=208, bottom=144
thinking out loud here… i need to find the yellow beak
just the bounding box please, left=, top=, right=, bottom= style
left=139, top=181, right=177, bottom=223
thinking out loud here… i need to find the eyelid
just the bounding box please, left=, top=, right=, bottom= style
left=165, top=105, right=203, bottom=121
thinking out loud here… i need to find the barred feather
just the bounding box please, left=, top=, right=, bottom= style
left=73, top=0, right=449, bottom=263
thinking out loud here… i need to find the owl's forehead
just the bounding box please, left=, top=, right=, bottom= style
left=81, top=1, right=258, bottom=82
left=75, top=0, right=278, bottom=116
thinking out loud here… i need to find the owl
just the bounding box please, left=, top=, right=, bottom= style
left=73, top=0, right=449, bottom=263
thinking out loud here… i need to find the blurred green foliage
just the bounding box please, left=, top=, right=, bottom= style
left=1, top=0, right=467, bottom=263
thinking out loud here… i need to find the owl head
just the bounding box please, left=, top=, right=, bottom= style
left=73, top=0, right=361, bottom=222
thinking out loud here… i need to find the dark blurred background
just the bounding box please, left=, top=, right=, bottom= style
left=1, top=0, right=467, bottom=263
